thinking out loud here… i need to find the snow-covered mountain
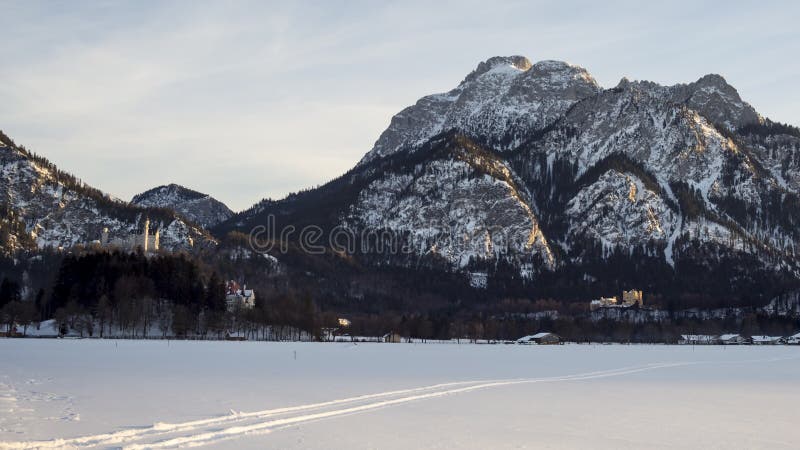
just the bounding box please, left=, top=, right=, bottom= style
left=360, top=56, right=602, bottom=164
left=223, top=55, right=800, bottom=295
left=132, top=184, right=233, bottom=229
left=0, top=132, right=214, bottom=253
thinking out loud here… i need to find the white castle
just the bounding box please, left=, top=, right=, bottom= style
left=100, top=218, right=160, bottom=253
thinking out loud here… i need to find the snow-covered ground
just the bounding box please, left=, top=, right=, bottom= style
left=1, top=340, right=798, bottom=449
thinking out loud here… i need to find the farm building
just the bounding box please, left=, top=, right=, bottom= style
left=517, top=332, right=561, bottom=345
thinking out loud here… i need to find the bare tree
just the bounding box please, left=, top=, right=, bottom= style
left=96, top=295, right=111, bottom=338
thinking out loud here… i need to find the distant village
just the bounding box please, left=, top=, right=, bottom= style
left=678, top=333, right=800, bottom=345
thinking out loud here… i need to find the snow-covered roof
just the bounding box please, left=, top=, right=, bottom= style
left=227, top=289, right=255, bottom=299
left=23, top=319, right=60, bottom=337
left=751, top=335, right=783, bottom=342
left=680, top=334, right=718, bottom=341
left=517, top=332, right=556, bottom=342
left=719, top=334, right=742, bottom=340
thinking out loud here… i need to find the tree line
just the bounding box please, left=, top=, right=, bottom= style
left=1, top=250, right=326, bottom=339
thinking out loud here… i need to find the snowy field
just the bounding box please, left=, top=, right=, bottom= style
left=1, top=340, right=798, bottom=449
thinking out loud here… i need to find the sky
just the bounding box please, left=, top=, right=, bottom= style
left=1, top=1, right=798, bottom=211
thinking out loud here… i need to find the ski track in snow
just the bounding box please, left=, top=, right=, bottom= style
left=2, top=355, right=796, bottom=450
left=0, top=361, right=698, bottom=450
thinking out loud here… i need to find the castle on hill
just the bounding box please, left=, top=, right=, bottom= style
left=100, top=218, right=160, bottom=253
left=590, top=289, right=643, bottom=311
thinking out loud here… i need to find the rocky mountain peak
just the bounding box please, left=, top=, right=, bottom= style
left=695, top=73, right=730, bottom=89
left=463, top=55, right=532, bottom=82
left=361, top=56, right=602, bottom=164
left=528, top=59, right=592, bottom=78
left=512, top=59, right=600, bottom=98
left=671, top=73, right=761, bottom=129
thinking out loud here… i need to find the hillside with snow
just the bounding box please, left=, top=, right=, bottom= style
left=132, top=184, right=233, bottom=229
left=0, top=132, right=214, bottom=253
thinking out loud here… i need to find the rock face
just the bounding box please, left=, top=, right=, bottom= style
left=0, top=133, right=212, bottom=252
left=132, top=184, right=233, bottom=229
left=225, top=55, right=800, bottom=289
left=563, top=170, right=678, bottom=251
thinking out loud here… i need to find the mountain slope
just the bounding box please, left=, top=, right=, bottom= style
left=219, top=55, right=800, bottom=305
left=0, top=131, right=214, bottom=253
left=132, top=184, right=233, bottom=229
left=345, top=134, right=555, bottom=274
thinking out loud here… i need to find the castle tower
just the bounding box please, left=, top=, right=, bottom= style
left=622, top=289, right=643, bottom=307
left=143, top=218, right=150, bottom=253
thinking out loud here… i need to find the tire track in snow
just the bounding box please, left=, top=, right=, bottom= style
left=0, top=362, right=692, bottom=449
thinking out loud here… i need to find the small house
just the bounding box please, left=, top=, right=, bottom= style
left=517, top=332, right=561, bottom=345
left=750, top=335, right=785, bottom=345
left=225, top=331, right=247, bottom=341
left=678, top=334, right=720, bottom=345
left=719, top=334, right=748, bottom=345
